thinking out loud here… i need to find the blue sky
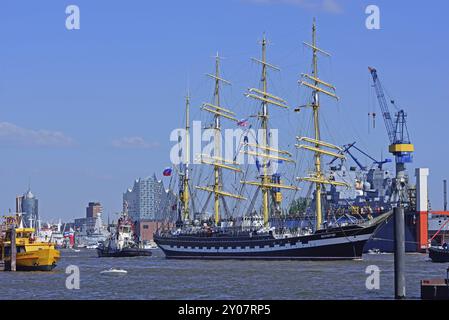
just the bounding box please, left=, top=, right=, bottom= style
left=0, top=0, right=448, bottom=221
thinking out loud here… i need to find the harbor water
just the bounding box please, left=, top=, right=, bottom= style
left=0, top=249, right=446, bottom=300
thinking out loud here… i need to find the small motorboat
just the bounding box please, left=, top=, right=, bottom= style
left=429, top=245, right=449, bottom=263
left=141, top=240, right=158, bottom=250
left=100, top=268, right=128, bottom=275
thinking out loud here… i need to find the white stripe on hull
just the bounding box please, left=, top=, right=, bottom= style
left=158, top=233, right=371, bottom=254
left=164, top=255, right=363, bottom=260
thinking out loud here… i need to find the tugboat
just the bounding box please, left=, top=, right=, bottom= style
left=428, top=218, right=449, bottom=262
left=0, top=215, right=60, bottom=271
left=154, top=21, right=391, bottom=260
left=97, top=202, right=152, bottom=258
left=428, top=244, right=449, bottom=263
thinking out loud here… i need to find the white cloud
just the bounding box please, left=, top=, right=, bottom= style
left=0, top=122, right=75, bottom=147
left=111, top=136, right=159, bottom=149
left=322, top=0, right=343, bottom=14
left=244, top=0, right=343, bottom=14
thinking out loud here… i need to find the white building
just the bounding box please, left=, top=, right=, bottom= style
left=123, top=174, right=175, bottom=222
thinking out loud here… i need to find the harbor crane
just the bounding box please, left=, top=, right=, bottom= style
left=329, top=141, right=392, bottom=171
left=369, top=67, right=414, bottom=203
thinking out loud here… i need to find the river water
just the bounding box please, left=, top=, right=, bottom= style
left=0, top=249, right=446, bottom=300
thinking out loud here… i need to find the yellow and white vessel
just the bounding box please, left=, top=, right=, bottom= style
left=1, top=217, right=60, bottom=271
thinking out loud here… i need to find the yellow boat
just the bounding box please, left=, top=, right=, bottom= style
left=0, top=227, right=60, bottom=271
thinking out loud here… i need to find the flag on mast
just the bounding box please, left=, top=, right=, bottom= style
left=237, top=118, right=249, bottom=127
left=162, top=167, right=172, bottom=176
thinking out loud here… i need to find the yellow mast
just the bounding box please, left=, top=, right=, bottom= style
left=261, top=36, right=270, bottom=227
left=213, top=53, right=221, bottom=225
left=196, top=53, right=245, bottom=226
left=297, top=19, right=348, bottom=230
left=182, top=92, right=190, bottom=222
left=241, top=35, right=298, bottom=227
left=311, top=21, right=323, bottom=230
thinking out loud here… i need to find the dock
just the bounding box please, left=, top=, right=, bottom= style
left=0, top=223, right=16, bottom=272
left=421, top=267, right=449, bottom=300
left=421, top=279, right=449, bottom=300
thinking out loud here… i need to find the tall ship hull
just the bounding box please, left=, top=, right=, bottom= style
left=259, top=212, right=419, bottom=253
left=154, top=213, right=389, bottom=260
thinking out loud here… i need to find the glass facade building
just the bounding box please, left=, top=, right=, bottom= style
left=123, top=174, right=175, bottom=222
left=19, top=189, right=39, bottom=229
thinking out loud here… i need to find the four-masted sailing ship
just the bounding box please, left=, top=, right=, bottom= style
left=153, top=21, right=391, bottom=260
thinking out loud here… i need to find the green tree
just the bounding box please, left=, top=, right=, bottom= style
left=288, top=198, right=309, bottom=217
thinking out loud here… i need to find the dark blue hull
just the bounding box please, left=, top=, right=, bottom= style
left=363, top=211, right=418, bottom=253
left=154, top=212, right=391, bottom=260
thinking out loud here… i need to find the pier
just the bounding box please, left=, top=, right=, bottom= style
left=0, top=223, right=17, bottom=272
left=421, top=268, right=449, bottom=300
left=0, top=224, right=4, bottom=271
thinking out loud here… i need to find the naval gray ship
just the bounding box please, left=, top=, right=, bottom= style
left=322, top=142, right=419, bottom=252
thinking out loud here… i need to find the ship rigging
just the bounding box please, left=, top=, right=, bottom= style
left=153, top=20, right=391, bottom=260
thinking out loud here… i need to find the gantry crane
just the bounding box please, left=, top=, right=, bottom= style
left=368, top=67, right=414, bottom=203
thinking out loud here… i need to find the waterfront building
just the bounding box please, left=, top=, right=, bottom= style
left=123, top=174, right=177, bottom=240
left=73, top=201, right=109, bottom=247
left=16, top=188, right=39, bottom=229
left=74, top=217, right=86, bottom=232
left=86, top=202, right=102, bottom=218
left=74, top=217, right=101, bottom=234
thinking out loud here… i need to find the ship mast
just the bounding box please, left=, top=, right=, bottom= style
left=213, top=53, right=221, bottom=225
left=296, top=19, right=348, bottom=230
left=260, top=37, right=270, bottom=226
left=182, top=92, right=190, bottom=222
left=196, top=53, right=245, bottom=226
left=241, top=35, right=298, bottom=227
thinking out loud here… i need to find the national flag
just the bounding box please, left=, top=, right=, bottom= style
left=163, top=167, right=172, bottom=176
left=237, top=118, right=249, bottom=127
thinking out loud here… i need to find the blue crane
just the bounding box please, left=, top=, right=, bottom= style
left=368, top=67, right=414, bottom=176
left=329, top=142, right=391, bottom=170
